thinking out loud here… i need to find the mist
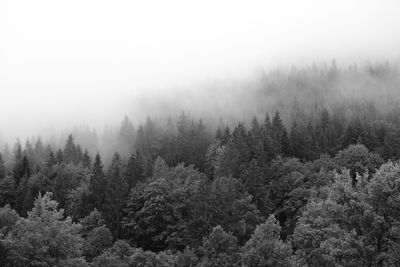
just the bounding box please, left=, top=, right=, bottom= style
left=1, top=0, right=400, bottom=143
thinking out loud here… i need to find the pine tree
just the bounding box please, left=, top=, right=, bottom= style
left=249, top=117, right=264, bottom=160
left=12, top=140, right=23, bottom=185
left=63, top=134, right=76, bottom=164
left=74, top=144, right=83, bottom=164
left=261, top=113, right=276, bottom=162
left=272, top=111, right=290, bottom=155
left=231, top=122, right=250, bottom=165
left=159, top=116, right=176, bottom=166
left=56, top=149, right=64, bottom=164
left=82, top=150, right=92, bottom=169
left=24, top=139, right=35, bottom=169
left=46, top=149, right=57, bottom=168
left=89, top=153, right=107, bottom=212
left=342, top=118, right=364, bottom=148
left=104, top=153, right=128, bottom=237
left=264, top=112, right=272, bottom=132
left=124, top=153, right=140, bottom=189
left=119, top=115, right=135, bottom=157
left=0, top=152, right=6, bottom=179
left=34, top=138, right=45, bottom=165
left=290, top=121, right=310, bottom=160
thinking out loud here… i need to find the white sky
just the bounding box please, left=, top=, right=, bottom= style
left=0, top=0, right=400, bottom=141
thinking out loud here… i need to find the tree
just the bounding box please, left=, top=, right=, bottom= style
left=46, top=149, right=57, bottom=168
left=123, top=162, right=208, bottom=251
left=63, top=134, right=77, bottom=164
left=104, top=153, right=128, bottom=237
left=14, top=155, right=31, bottom=214
left=261, top=112, right=277, bottom=163
left=12, top=143, right=29, bottom=186
left=2, top=192, right=83, bottom=266
left=272, top=111, right=290, bottom=155
left=342, top=118, right=364, bottom=148
left=292, top=181, right=359, bottom=266
left=88, top=153, right=107, bottom=212
left=12, top=140, right=23, bottom=184
left=367, top=162, right=400, bottom=266
left=231, top=122, right=250, bottom=165
left=198, top=225, right=240, bottom=267
left=0, top=204, right=19, bottom=265
left=239, top=159, right=269, bottom=215
left=129, top=248, right=176, bottom=267
left=92, top=240, right=134, bottom=267
left=241, top=215, right=293, bottom=267
left=213, top=140, right=241, bottom=178
left=81, top=150, right=92, bottom=169
left=52, top=163, right=85, bottom=210
left=80, top=209, right=113, bottom=260
left=33, top=138, right=45, bottom=169
left=0, top=176, right=16, bottom=207
left=334, top=144, right=383, bottom=183
left=292, top=165, right=400, bottom=267
left=118, top=115, right=135, bottom=157
left=290, top=121, right=311, bottom=160
left=0, top=153, right=6, bottom=180
left=123, top=153, right=141, bottom=189
left=248, top=117, right=264, bottom=161
left=175, top=247, right=199, bottom=267
left=56, top=149, right=64, bottom=164
left=92, top=240, right=176, bottom=267
left=205, top=177, right=261, bottom=244
left=263, top=157, right=313, bottom=237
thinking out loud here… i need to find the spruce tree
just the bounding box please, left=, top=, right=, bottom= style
left=12, top=140, right=23, bottom=185
left=0, top=152, right=5, bottom=180
left=82, top=150, right=92, bottom=169
left=104, top=153, right=128, bottom=237
left=124, top=153, right=139, bottom=189
left=63, top=134, right=76, bottom=164
left=88, top=153, right=106, bottom=212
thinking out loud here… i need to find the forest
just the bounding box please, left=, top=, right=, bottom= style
left=1, top=62, right=400, bottom=266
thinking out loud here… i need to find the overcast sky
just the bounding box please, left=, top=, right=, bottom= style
left=0, top=0, right=399, bottom=142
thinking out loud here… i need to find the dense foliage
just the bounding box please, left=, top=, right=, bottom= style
left=1, top=62, right=400, bottom=265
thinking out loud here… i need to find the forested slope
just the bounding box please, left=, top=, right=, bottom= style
left=1, top=62, right=400, bottom=266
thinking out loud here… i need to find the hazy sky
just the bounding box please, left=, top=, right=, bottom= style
left=0, top=0, right=399, bottom=142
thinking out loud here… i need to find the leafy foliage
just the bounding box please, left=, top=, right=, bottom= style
left=2, top=192, right=83, bottom=266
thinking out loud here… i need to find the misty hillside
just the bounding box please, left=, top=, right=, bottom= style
left=1, top=61, right=400, bottom=265
left=2, top=0, right=400, bottom=265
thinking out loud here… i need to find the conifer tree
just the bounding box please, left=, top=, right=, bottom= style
left=104, top=153, right=128, bottom=237
left=124, top=153, right=140, bottom=189
left=118, top=115, right=135, bottom=157
left=88, top=153, right=107, bottom=212
left=12, top=140, right=23, bottom=185
left=56, top=149, right=63, bottom=164
left=82, top=150, right=92, bottom=169
left=46, top=149, right=57, bottom=168
left=272, top=111, right=290, bottom=155
left=63, top=134, right=76, bottom=164
left=0, top=152, right=5, bottom=180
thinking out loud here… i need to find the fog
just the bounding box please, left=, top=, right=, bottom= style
left=1, top=0, right=400, bottom=143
